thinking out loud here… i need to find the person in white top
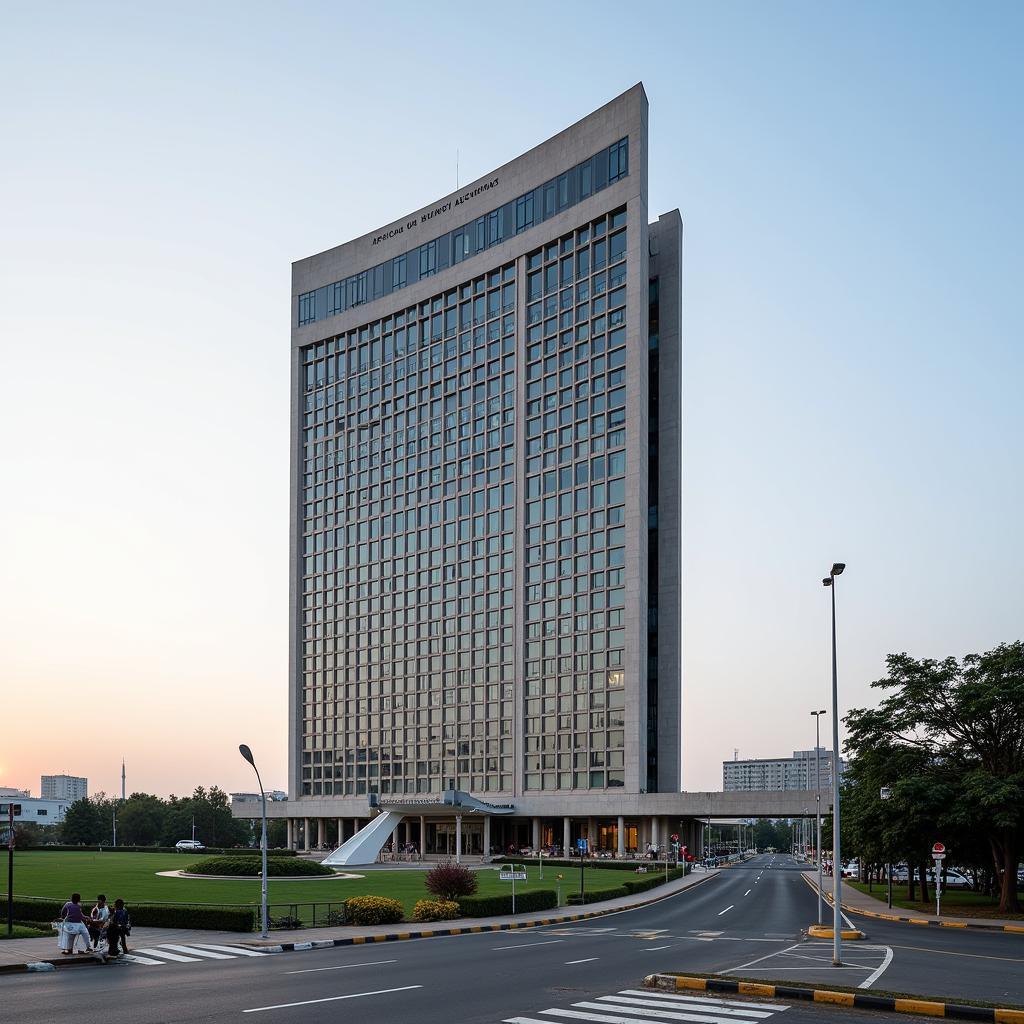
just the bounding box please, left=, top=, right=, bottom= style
left=89, top=895, right=110, bottom=949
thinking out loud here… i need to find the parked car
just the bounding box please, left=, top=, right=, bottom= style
left=175, top=839, right=205, bottom=852
left=927, top=868, right=971, bottom=889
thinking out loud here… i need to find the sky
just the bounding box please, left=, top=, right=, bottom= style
left=1, top=2, right=1021, bottom=799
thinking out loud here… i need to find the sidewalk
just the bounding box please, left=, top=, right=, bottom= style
left=0, top=868, right=717, bottom=971
left=802, top=871, right=1024, bottom=933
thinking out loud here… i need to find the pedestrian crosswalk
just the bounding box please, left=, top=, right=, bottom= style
left=503, top=988, right=789, bottom=1024
left=118, top=943, right=273, bottom=967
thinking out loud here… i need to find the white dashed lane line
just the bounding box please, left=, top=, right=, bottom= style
left=718, top=905, right=734, bottom=916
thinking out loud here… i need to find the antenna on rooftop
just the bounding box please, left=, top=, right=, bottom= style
left=456, top=148, right=460, bottom=189
left=734, top=748, right=739, bottom=761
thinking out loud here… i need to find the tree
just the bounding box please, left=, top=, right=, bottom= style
left=61, top=798, right=103, bottom=845
left=118, top=793, right=167, bottom=846
left=846, top=642, right=1024, bottom=913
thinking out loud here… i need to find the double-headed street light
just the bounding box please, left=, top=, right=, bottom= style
left=239, top=744, right=269, bottom=939
left=822, top=562, right=845, bottom=966
left=811, top=709, right=827, bottom=925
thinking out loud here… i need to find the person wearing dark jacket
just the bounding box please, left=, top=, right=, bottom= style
left=106, top=899, right=131, bottom=958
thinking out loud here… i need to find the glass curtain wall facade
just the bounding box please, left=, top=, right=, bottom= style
left=289, top=84, right=681, bottom=815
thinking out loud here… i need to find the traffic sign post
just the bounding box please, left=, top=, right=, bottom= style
left=1, top=803, right=19, bottom=936
left=499, top=864, right=527, bottom=915
left=576, top=837, right=588, bottom=903
left=932, top=843, right=946, bottom=917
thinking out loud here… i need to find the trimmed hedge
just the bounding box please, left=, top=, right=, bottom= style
left=412, top=899, right=461, bottom=922
left=457, top=889, right=558, bottom=917
left=9, top=897, right=255, bottom=932
left=566, top=866, right=686, bottom=904
left=345, top=896, right=404, bottom=925
left=25, top=845, right=296, bottom=856
left=491, top=857, right=683, bottom=872
left=185, top=856, right=333, bottom=877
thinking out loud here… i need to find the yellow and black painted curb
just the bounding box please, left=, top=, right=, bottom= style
left=644, top=974, right=1024, bottom=1023
left=801, top=872, right=1024, bottom=936
left=807, top=924, right=866, bottom=940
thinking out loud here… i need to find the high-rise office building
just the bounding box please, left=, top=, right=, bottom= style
left=272, top=85, right=682, bottom=857
left=41, top=774, right=88, bottom=802
left=722, top=749, right=846, bottom=792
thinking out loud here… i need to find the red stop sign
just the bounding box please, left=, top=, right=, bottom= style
left=932, top=842, right=946, bottom=855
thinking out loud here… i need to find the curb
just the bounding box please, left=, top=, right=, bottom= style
left=807, top=925, right=865, bottom=940
left=801, top=873, right=1024, bottom=936
left=0, top=953, right=108, bottom=976
left=244, top=871, right=718, bottom=953
left=644, top=974, right=1024, bottom=1023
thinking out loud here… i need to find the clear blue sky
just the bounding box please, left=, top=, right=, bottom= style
left=1, top=1, right=1021, bottom=796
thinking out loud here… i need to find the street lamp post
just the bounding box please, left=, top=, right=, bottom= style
left=811, top=709, right=827, bottom=925
left=822, top=562, right=845, bottom=966
left=880, top=786, right=893, bottom=909
left=239, top=744, right=269, bottom=939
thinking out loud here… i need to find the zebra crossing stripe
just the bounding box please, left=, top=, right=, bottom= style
left=118, top=953, right=166, bottom=965
left=619, top=991, right=787, bottom=1013
left=134, top=948, right=202, bottom=963
left=188, top=944, right=270, bottom=957
left=570, top=1002, right=767, bottom=1024
left=596, top=995, right=775, bottom=1019
left=159, top=944, right=235, bottom=960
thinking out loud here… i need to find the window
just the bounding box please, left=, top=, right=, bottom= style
left=298, top=291, right=316, bottom=325
left=608, top=138, right=629, bottom=182
left=516, top=194, right=535, bottom=232
left=419, top=241, right=436, bottom=277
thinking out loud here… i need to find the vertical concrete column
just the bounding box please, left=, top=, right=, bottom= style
left=317, top=818, right=325, bottom=848
left=336, top=818, right=342, bottom=847
left=419, top=815, right=426, bottom=857
left=587, top=817, right=596, bottom=851
left=483, top=815, right=491, bottom=857
left=286, top=819, right=293, bottom=850
left=563, top=817, right=571, bottom=856
left=531, top=817, right=541, bottom=851
left=353, top=817, right=361, bottom=834
left=455, top=814, right=463, bottom=864
left=617, top=815, right=625, bottom=858
left=649, top=816, right=659, bottom=852
left=302, top=817, right=310, bottom=851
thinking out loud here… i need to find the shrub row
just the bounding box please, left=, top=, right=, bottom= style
left=345, top=896, right=404, bottom=925
left=9, top=897, right=255, bottom=932
left=457, top=889, right=558, bottom=917
left=185, top=856, right=333, bottom=877
left=25, top=845, right=296, bottom=856
left=491, top=857, right=683, bottom=872
left=412, top=899, right=461, bottom=922
left=565, top=866, right=686, bottom=904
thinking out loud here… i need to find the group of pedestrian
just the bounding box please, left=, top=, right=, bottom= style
left=58, top=893, right=131, bottom=958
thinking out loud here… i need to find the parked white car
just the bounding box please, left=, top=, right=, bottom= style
left=175, top=839, right=205, bottom=852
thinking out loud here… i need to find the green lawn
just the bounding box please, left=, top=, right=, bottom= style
left=1, top=923, right=53, bottom=940
left=4, top=851, right=638, bottom=918
left=848, top=881, right=1023, bottom=920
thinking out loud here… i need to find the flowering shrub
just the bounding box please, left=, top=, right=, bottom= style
left=411, top=899, right=461, bottom=923
left=344, top=895, right=404, bottom=925
left=424, top=861, right=478, bottom=902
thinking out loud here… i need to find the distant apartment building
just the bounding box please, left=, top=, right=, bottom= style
left=3, top=797, right=72, bottom=825
left=722, top=749, right=845, bottom=792
left=0, top=787, right=31, bottom=798
left=41, top=774, right=88, bottom=801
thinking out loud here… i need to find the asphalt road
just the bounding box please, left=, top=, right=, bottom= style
left=2, top=854, right=1021, bottom=1024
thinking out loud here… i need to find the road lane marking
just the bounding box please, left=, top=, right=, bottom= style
left=118, top=953, right=166, bottom=965
left=859, top=945, right=894, bottom=989
left=566, top=958, right=600, bottom=964
left=545, top=1007, right=746, bottom=1024
left=744, top=890, right=752, bottom=896
left=494, top=939, right=563, bottom=950
left=644, top=945, right=672, bottom=950
left=286, top=958, right=398, bottom=975
left=618, top=989, right=789, bottom=1012
left=190, top=944, right=269, bottom=957
left=887, top=942, right=1024, bottom=964
left=243, top=985, right=422, bottom=1013
left=726, top=941, right=803, bottom=972
left=599, top=995, right=775, bottom=1017
left=717, top=905, right=735, bottom=916
left=161, top=944, right=236, bottom=959
left=134, top=947, right=202, bottom=962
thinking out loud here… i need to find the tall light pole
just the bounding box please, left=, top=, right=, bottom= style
left=822, top=562, right=845, bottom=966
left=811, top=709, right=827, bottom=925
left=239, top=744, right=269, bottom=939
